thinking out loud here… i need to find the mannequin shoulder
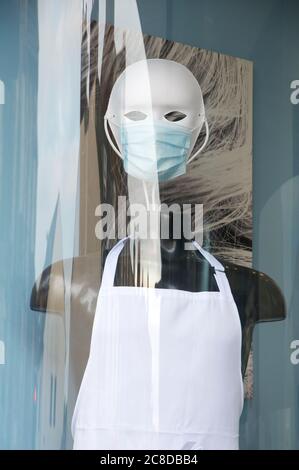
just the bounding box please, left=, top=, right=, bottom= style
left=30, top=255, right=101, bottom=314
left=222, top=261, right=287, bottom=322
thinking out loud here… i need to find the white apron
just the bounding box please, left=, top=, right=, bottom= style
left=72, top=238, right=244, bottom=450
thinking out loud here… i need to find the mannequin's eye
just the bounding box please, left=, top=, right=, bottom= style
left=164, top=111, right=187, bottom=122
left=124, top=111, right=147, bottom=121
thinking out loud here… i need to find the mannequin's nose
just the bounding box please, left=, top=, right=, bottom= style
left=150, top=109, right=166, bottom=122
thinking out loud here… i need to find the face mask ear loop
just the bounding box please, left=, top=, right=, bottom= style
left=104, top=117, right=122, bottom=158
left=187, top=118, right=209, bottom=164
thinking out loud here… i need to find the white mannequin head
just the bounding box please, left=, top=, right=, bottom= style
left=104, top=59, right=209, bottom=178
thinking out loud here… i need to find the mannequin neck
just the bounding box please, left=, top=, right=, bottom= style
left=159, top=211, right=189, bottom=256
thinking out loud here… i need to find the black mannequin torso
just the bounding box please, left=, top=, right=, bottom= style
left=30, top=215, right=286, bottom=380
left=112, top=213, right=286, bottom=376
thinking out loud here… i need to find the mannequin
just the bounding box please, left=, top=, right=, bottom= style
left=30, top=59, right=286, bottom=383
left=103, top=58, right=286, bottom=375
left=113, top=211, right=286, bottom=376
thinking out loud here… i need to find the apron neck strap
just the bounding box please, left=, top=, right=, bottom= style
left=100, top=237, right=129, bottom=289
left=101, top=238, right=227, bottom=292
left=192, top=241, right=229, bottom=294
left=192, top=240, right=225, bottom=272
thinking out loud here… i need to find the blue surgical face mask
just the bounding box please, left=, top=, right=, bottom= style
left=120, top=121, right=192, bottom=182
